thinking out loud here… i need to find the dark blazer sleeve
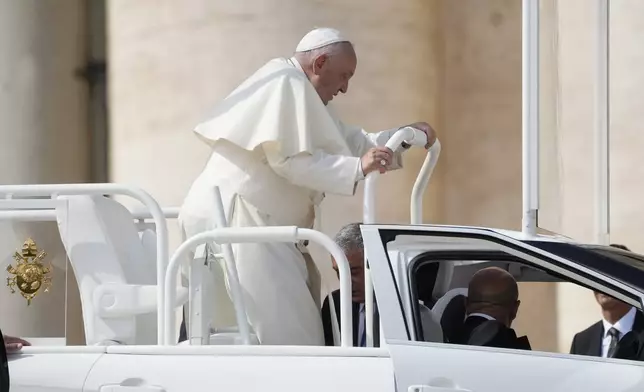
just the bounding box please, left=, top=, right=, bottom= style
left=321, top=295, right=335, bottom=346
left=0, top=331, right=9, bottom=392
left=570, top=333, right=580, bottom=355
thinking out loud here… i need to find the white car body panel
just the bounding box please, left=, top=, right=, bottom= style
left=84, top=351, right=394, bottom=392
left=388, top=341, right=644, bottom=392
left=9, top=350, right=104, bottom=392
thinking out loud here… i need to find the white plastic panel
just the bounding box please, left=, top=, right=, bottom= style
left=389, top=340, right=644, bottom=392
left=9, top=352, right=104, bottom=392
left=84, top=353, right=395, bottom=392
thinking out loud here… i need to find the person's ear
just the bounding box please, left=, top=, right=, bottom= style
left=313, top=54, right=328, bottom=75
left=510, top=300, right=520, bottom=322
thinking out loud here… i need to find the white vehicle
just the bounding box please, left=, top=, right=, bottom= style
left=5, top=123, right=644, bottom=392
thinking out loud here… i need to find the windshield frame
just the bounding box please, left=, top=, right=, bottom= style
left=525, top=240, right=644, bottom=292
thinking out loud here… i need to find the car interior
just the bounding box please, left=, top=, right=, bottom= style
left=407, top=250, right=565, bottom=344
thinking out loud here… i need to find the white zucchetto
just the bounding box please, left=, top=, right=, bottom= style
left=295, top=27, right=350, bottom=52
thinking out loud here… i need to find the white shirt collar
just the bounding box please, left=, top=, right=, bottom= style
left=468, top=312, right=495, bottom=321
left=602, top=306, right=636, bottom=338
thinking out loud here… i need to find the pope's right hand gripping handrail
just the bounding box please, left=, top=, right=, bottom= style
left=361, top=127, right=441, bottom=347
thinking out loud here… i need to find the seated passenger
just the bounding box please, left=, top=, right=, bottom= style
left=321, top=223, right=439, bottom=346
left=453, top=267, right=531, bottom=350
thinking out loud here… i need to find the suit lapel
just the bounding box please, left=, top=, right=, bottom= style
left=352, top=302, right=360, bottom=346
left=588, top=322, right=603, bottom=357
left=374, top=306, right=381, bottom=347
left=632, top=310, right=644, bottom=333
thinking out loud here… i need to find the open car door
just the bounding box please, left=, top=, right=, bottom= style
left=362, top=224, right=644, bottom=392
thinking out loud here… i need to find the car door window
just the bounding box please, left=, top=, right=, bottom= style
left=363, top=226, right=644, bottom=392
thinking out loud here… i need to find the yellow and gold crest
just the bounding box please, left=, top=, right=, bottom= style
left=6, top=238, right=52, bottom=305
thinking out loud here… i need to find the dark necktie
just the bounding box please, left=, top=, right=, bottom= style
left=607, top=327, right=620, bottom=358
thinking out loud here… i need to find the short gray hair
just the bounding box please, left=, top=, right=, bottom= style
left=333, top=222, right=363, bottom=254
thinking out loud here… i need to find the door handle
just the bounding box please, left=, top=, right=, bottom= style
left=409, top=384, right=472, bottom=392
left=100, top=386, right=166, bottom=392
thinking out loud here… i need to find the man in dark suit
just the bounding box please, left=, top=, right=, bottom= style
left=570, top=244, right=644, bottom=358
left=321, top=223, right=380, bottom=347
left=1, top=331, right=30, bottom=392
left=570, top=293, right=644, bottom=358
left=452, top=267, right=531, bottom=350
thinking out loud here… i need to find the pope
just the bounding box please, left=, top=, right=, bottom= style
left=179, top=27, right=437, bottom=346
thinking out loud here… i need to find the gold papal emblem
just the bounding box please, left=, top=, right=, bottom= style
left=6, top=238, right=52, bottom=305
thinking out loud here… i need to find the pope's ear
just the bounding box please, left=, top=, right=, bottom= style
left=312, top=54, right=329, bottom=74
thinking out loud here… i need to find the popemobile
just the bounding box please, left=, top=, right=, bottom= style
left=1, top=113, right=643, bottom=392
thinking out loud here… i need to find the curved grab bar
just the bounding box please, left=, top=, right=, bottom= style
left=411, top=140, right=441, bottom=224
left=364, top=127, right=430, bottom=225
left=164, top=227, right=354, bottom=347
left=361, top=128, right=440, bottom=347
left=385, top=126, right=429, bottom=151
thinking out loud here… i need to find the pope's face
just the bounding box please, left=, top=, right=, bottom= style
left=311, top=46, right=357, bottom=105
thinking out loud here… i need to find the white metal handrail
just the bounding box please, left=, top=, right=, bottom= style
left=522, top=0, right=539, bottom=236
left=361, top=127, right=441, bottom=347
left=130, top=207, right=180, bottom=221
left=209, top=186, right=251, bottom=345
left=411, top=140, right=442, bottom=225
left=0, top=183, right=169, bottom=345
left=163, top=226, right=354, bottom=347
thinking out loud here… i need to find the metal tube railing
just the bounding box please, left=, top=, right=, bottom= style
left=361, top=126, right=440, bottom=347
left=522, top=0, right=539, bottom=236
left=411, top=140, right=442, bottom=224
left=595, top=0, right=610, bottom=245
left=0, top=183, right=169, bottom=345
left=210, top=186, right=252, bottom=345
left=163, top=227, right=353, bottom=347
left=130, top=207, right=180, bottom=221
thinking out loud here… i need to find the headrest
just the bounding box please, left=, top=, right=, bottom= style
left=440, top=295, right=467, bottom=343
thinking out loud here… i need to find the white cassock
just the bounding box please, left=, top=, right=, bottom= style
left=179, top=56, right=408, bottom=346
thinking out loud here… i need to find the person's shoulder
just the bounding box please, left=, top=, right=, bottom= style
left=634, top=309, right=644, bottom=331
left=322, top=289, right=341, bottom=306
left=574, top=320, right=603, bottom=339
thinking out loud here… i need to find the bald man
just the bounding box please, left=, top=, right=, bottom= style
left=453, top=267, right=531, bottom=350
left=179, top=27, right=437, bottom=346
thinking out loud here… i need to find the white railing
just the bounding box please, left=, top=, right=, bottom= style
left=522, top=0, right=539, bottom=236
left=361, top=127, right=442, bottom=347
left=163, top=225, right=354, bottom=347
left=130, top=207, right=180, bottom=221
left=207, top=186, right=250, bottom=345
left=411, top=139, right=442, bottom=225
left=0, top=184, right=170, bottom=345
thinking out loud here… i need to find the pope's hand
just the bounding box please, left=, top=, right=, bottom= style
left=406, top=122, right=437, bottom=149
left=361, top=147, right=393, bottom=175
left=4, top=335, right=30, bottom=353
